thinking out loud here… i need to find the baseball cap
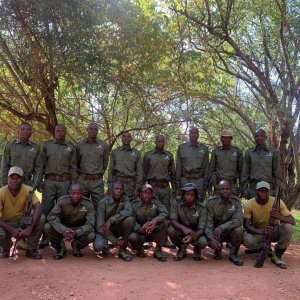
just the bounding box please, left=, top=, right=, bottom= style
left=221, top=129, right=233, bottom=137
left=8, top=166, right=24, bottom=177
left=256, top=181, right=270, bottom=190
left=141, top=184, right=153, bottom=192
left=181, top=183, right=198, bottom=191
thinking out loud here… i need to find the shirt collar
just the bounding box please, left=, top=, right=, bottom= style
left=154, top=148, right=166, bottom=154
left=187, top=141, right=200, bottom=148
left=254, top=145, right=269, bottom=152
left=54, top=139, right=67, bottom=145
left=16, top=139, right=33, bottom=145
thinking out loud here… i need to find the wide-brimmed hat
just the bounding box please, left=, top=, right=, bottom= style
left=221, top=129, right=233, bottom=137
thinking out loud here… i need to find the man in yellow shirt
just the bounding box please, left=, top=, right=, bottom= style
left=0, top=166, right=44, bottom=259
left=243, top=181, right=295, bottom=269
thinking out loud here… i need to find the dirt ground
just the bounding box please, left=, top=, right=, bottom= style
left=0, top=243, right=299, bottom=300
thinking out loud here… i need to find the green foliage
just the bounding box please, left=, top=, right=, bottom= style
left=292, top=211, right=300, bottom=242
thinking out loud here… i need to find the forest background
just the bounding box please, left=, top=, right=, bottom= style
left=0, top=0, right=299, bottom=209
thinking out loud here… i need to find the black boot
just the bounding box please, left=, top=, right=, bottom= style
left=275, top=247, right=286, bottom=260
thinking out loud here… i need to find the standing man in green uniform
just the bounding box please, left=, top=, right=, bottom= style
left=1, top=122, right=42, bottom=187
left=44, top=183, right=95, bottom=259
left=205, top=180, right=244, bottom=266
left=168, top=183, right=207, bottom=261
left=241, top=129, right=282, bottom=199
left=143, top=134, right=176, bottom=211
left=93, top=181, right=134, bottom=261
left=108, top=131, right=142, bottom=200
left=209, top=129, right=243, bottom=196
left=77, top=122, right=109, bottom=210
left=128, top=184, right=169, bottom=262
left=0, top=166, right=43, bottom=259
left=176, top=127, right=209, bottom=201
left=39, top=123, right=77, bottom=248
left=243, top=181, right=295, bottom=269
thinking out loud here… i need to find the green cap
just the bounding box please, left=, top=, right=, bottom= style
left=256, top=181, right=270, bottom=190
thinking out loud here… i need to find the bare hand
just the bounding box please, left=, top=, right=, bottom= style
left=182, top=234, right=194, bottom=244
left=103, top=221, right=111, bottom=236
left=19, top=226, right=33, bottom=239
left=182, top=228, right=195, bottom=239
left=264, top=226, right=274, bottom=237
left=143, top=220, right=158, bottom=234
left=11, top=228, right=22, bottom=239
left=63, top=229, right=75, bottom=241
left=270, top=208, right=282, bottom=221
left=115, top=239, right=127, bottom=248
left=210, top=238, right=221, bottom=251
left=213, top=227, right=222, bottom=239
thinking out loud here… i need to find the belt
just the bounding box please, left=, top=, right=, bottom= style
left=182, top=172, right=203, bottom=180
left=115, top=176, right=135, bottom=183
left=148, top=180, right=169, bottom=188
left=80, top=172, right=103, bottom=180
left=45, top=174, right=71, bottom=182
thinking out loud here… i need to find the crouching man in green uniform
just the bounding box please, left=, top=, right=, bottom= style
left=0, top=166, right=43, bottom=259
left=44, top=183, right=95, bottom=259
left=168, top=183, right=207, bottom=261
left=128, top=184, right=169, bottom=262
left=206, top=180, right=244, bottom=266
left=93, top=181, right=134, bottom=262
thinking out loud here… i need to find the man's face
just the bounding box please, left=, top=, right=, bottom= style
left=87, top=123, right=99, bottom=139
left=183, top=190, right=196, bottom=206
left=219, top=181, right=231, bottom=200
left=155, top=136, right=165, bottom=151
left=141, top=189, right=153, bottom=204
left=18, top=124, right=32, bottom=140
left=254, top=130, right=266, bottom=146
left=221, top=136, right=232, bottom=147
left=112, top=183, right=124, bottom=200
left=69, top=187, right=83, bottom=206
left=122, top=132, right=132, bottom=146
left=8, top=174, right=23, bottom=190
left=55, top=126, right=66, bottom=141
left=256, top=188, right=269, bottom=203
left=189, top=128, right=199, bottom=143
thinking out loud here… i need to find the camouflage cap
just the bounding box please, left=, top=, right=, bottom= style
left=221, top=129, right=233, bottom=137
left=181, top=183, right=198, bottom=191
left=256, top=181, right=270, bottom=190
left=141, top=183, right=153, bottom=192
left=8, top=166, right=24, bottom=177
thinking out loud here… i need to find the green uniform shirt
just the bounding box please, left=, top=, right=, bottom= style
left=128, top=198, right=168, bottom=232
left=170, top=197, right=207, bottom=231
left=143, top=148, right=176, bottom=192
left=108, top=147, right=142, bottom=192
left=41, top=140, right=77, bottom=181
left=95, top=196, right=131, bottom=243
left=205, top=195, right=243, bottom=239
left=77, top=138, right=109, bottom=174
left=176, top=141, right=209, bottom=187
left=47, top=195, right=95, bottom=237
left=241, top=145, right=282, bottom=189
left=209, top=145, right=243, bottom=183
left=1, top=140, right=42, bottom=186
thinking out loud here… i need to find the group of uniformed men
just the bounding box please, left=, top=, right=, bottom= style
left=0, top=122, right=296, bottom=269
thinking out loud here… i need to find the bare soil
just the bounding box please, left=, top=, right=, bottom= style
left=0, top=243, right=299, bottom=300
